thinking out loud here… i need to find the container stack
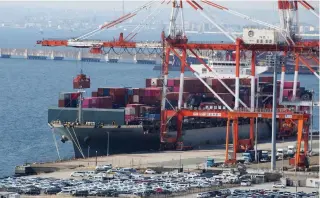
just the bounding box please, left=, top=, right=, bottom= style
left=138, top=87, right=162, bottom=105
left=82, top=97, right=113, bottom=108
left=97, top=87, right=128, bottom=106
left=58, top=92, right=80, bottom=108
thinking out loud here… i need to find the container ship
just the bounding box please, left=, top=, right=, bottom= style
left=48, top=67, right=313, bottom=158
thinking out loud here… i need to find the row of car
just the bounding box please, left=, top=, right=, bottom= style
left=197, top=188, right=319, bottom=198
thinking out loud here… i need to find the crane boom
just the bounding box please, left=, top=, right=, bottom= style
left=201, top=0, right=284, bottom=32
left=36, top=0, right=157, bottom=47
left=186, top=0, right=236, bottom=42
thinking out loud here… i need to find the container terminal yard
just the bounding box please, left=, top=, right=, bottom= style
left=1, top=0, right=320, bottom=198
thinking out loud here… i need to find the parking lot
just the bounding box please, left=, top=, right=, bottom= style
left=2, top=164, right=319, bottom=198
left=1, top=167, right=243, bottom=197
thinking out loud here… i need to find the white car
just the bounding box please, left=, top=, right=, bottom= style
left=70, top=171, right=85, bottom=177
left=240, top=180, right=251, bottom=186
left=273, top=183, right=285, bottom=188
left=144, top=169, right=156, bottom=174
left=196, top=192, right=210, bottom=198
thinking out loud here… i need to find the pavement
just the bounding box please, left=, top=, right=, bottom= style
left=27, top=138, right=319, bottom=179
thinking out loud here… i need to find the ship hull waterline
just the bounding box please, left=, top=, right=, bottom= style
left=52, top=122, right=271, bottom=158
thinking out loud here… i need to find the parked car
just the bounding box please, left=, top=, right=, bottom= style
left=70, top=171, right=86, bottom=177
left=196, top=192, right=211, bottom=198
left=144, top=169, right=156, bottom=174
left=273, top=183, right=285, bottom=188
left=240, top=180, right=251, bottom=186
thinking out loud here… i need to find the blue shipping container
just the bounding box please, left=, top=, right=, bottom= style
left=63, top=93, right=71, bottom=100
left=70, top=100, right=78, bottom=108
left=127, top=89, right=133, bottom=95
left=103, top=88, right=110, bottom=96
left=64, top=99, right=71, bottom=107
left=148, top=114, right=161, bottom=120
left=112, top=104, right=120, bottom=109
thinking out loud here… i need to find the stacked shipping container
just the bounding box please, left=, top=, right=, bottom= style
left=82, top=97, right=113, bottom=108
left=58, top=92, right=80, bottom=108
left=59, top=76, right=306, bottom=112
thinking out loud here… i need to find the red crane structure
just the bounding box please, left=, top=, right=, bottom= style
left=36, top=0, right=319, bottom=168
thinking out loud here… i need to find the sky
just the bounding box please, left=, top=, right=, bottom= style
left=0, top=1, right=318, bottom=25
left=0, top=0, right=318, bottom=11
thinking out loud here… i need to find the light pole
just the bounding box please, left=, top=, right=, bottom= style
left=88, top=146, right=90, bottom=158
left=271, top=54, right=278, bottom=171
left=282, top=138, right=284, bottom=175
left=95, top=150, right=98, bottom=166
left=310, top=89, right=314, bottom=153
left=87, top=146, right=90, bottom=166
left=255, top=78, right=259, bottom=163
left=107, top=131, right=110, bottom=156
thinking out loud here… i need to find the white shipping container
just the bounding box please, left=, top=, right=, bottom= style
left=133, top=95, right=139, bottom=103
left=125, top=107, right=135, bottom=115
left=206, top=78, right=213, bottom=86
left=242, top=28, right=283, bottom=45
left=151, top=78, right=158, bottom=86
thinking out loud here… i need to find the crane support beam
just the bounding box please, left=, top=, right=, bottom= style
left=299, top=56, right=320, bottom=79
left=164, top=109, right=308, bottom=120
left=250, top=51, right=256, bottom=112
left=225, top=118, right=230, bottom=162
left=311, top=56, right=319, bottom=64
left=293, top=53, right=300, bottom=100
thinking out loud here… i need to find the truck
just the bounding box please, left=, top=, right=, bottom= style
left=287, top=145, right=296, bottom=158
left=260, top=151, right=271, bottom=162
left=276, top=148, right=288, bottom=159
left=242, top=150, right=262, bottom=163
left=206, top=158, right=217, bottom=167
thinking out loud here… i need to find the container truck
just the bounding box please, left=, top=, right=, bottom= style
left=260, top=151, right=271, bottom=162
left=242, top=150, right=262, bottom=162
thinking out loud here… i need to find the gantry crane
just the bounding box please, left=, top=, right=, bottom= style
left=36, top=0, right=319, bottom=168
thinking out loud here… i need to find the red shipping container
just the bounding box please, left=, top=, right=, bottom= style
left=143, top=96, right=161, bottom=105
left=168, top=79, right=174, bottom=87
left=240, top=78, right=251, bottom=86
left=173, top=87, right=180, bottom=92
left=127, top=104, right=145, bottom=116
left=139, top=88, right=146, bottom=96
left=133, top=88, right=139, bottom=95
left=97, top=88, right=104, bottom=96
left=145, top=89, right=151, bottom=97
left=145, top=87, right=162, bottom=97
left=157, top=78, right=163, bottom=87
left=92, top=91, right=98, bottom=97
left=70, top=93, right=80, bottom=100
left=283, top=81, right=300, bottom=89
left=283, top=89, right=293, bottom=97
left=127, top=95, right=133, bottom=104
left=166, top=92, right=189, bottom=101
left=125, top=115, right=135, bottom=122
left=58, top=100, right=65, bottom=107
left=259, top=76, right=273, bottom=83
left=99, top=97, right=113, bottom=108
left=146, top=79, right=151, bottom=87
